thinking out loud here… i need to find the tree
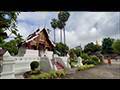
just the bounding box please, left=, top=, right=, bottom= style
left=52, top=42, right=69, bottom=56
left=58, top=11, right=70, bottom=54
left=57, top=20, right=66, bottom=55
left=70, top=47, right=81, bottom=57
left=1, top=40, right=18, bottom=56
left=15, top=33, right=24, bottom=45
left=84, top=42, right=101, bottom=53
left=101, top=37, right=115, bottom=54
left=0, top=12, right=21, bottom=47
left=47, top=29, right=51, bottom=34
left=50, top=18, right=58, bottom=43
left=111, top=39, right=120, bottom=54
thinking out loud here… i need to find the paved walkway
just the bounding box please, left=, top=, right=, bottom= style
left=56, top=59, right=120, bottom=79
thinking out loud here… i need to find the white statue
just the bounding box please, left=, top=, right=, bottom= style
left=77, top=57, right=83, bottom=66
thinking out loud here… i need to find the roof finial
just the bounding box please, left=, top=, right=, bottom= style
left=38, top=23, right=40, bottom=29
left=44, top=22, right=46, bottom=28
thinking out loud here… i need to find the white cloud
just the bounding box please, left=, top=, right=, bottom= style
left=4, top=12, right=118, bottom=51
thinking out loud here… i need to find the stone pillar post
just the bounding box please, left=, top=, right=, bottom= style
left=0, top=51, right=15, bottom=79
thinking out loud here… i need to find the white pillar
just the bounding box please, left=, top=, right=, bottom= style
left=0, top=51, right=15, bottom=79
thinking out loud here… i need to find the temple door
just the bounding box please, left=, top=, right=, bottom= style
left=39, top=44, right=44, bottom=57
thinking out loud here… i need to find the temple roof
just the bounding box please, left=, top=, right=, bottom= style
left=19, top=27, right=55, bottom=47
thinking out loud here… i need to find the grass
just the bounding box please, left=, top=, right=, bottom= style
left=71, top=61, right=78, bottom=65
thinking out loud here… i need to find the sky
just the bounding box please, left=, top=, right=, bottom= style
left=5, top=12, right=120, bottom=50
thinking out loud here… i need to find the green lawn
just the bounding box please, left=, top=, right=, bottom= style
left=71, top=61, right=78, bottom=65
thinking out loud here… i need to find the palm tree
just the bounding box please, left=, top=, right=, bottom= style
left=57, top=20, right=65, bottom=56
left=50, top=18, right=58, bottom=44
left=58, top=11, right=70, bottom=55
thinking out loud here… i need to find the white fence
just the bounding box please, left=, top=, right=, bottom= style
left=0, top=50, right=71, bottom=79
left=0, top=51, right=40, bottom=79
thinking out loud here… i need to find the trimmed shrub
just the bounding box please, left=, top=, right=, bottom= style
left=70, top=64, right=74, bottom=68
left=63, top=67, right=67, bottom=73
left=31, top=75, right=38, bottom=79
left=55, top=71, right=61, bottom=77
left=91, top=55, right=99, bottom=62
left=59, top=70, right=66, bottom=76
left=30, top=61, right=39, bottom=70
left=42, top=73, right=50, bottom=79
left=38, top=74, right=45, bottom=79
left=76, top=64, right=95, bottom=71
left=86, top=59, right=94, bottom=65
left=81, top=53, right=90, bottom=60
left=49, top=71, right=58, bottom=78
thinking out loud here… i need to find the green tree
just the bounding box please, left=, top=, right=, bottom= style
left=50, top=18, right=58, bottom=43
left=52, top=42, right=69, bottom=56
left=47, top=29, right=51, bottom=34
left=101, top=37, right=115, bottom=54
left=70, top=47, right=81, bottom=57
left=0, top=12, right=21, bottom=47
left=58, top=11, right=70, bottom=54
left=1, top=40, right=18, bottom=56
left=15, top=33, right=24, bottom=45
left=111, top=39, right=120, bottom=54
left=57, top=20, right=66, bottom=55
left=84, top=42, right=101, bottom=53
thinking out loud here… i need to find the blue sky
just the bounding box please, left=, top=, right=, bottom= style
left=5, top=12, right=120, bottom=49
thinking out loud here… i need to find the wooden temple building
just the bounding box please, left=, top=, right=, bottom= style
left=17, top=27, right=55, bottom=57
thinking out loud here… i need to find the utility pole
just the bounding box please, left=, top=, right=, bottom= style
left=77, top=43, right=82, bottom=56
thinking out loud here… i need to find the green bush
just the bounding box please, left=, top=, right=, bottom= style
left=42, top=73, right=50, bottom=79
left=91, top=55, right=99, bottom=62
left=70, top=64, right=74, bottom=68
left=59, top=70, right=66, bottom=76
left=63, top=67, right=67, bottom=73
left=55, top=71, right=61, bottom=77
left=76, top=64, right=95, bottom=71
left=49, top=71, right=58, bottom=78
left=98, top=54, right=104, bottom=59
left=81, top=53, right=90, bottom=60
left=30, top=61, right=39, bottom=70
left=86, top=59, right=94, bottom=65
left=31, top=75, right=38, bottom=79
left=30, top=70, right=66, bottom=79
left=38, top=74, right=45, bottom=79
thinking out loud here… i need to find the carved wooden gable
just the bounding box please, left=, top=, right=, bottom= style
left=30, top=29, right=52, bottom=48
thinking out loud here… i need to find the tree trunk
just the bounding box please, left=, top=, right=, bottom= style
left=54, top=29, right=55, bottom=43
left=60, top=29, right=62, bottom=56
left=54, top=29, right=55, bottom=54
left=64, top=27, right=66, bottom=55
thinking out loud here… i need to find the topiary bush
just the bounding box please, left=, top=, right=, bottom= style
left=30, top=61, right=39, bottom=70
